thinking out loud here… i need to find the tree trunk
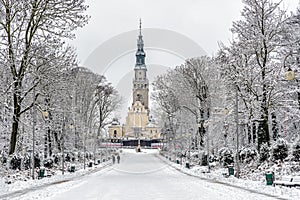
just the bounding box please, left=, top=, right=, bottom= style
left=54, top=131, right=61, bottom=151
left=9, top=84, right=21, bottom=155
left=44, top=131, right=48, bottom=158
left=48, top=128, right=52, bottom=156
left=257, top=79, right=270, bottom=151
left=297, top=90, right=300, bottom=110
left=271, top=112, right=278, bottom=141
left=257, top=111, right=270, bottom=151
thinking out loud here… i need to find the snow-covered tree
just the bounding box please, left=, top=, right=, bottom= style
left=239, top=147, right=258, bottom=163
left=218, top=147, right=234, bottom=167
left=0, top=0, right=89, bottom=154
left=218, top=0, right=290, bottom=151
left=174, top=57, right=211, bottom=147
left=271, top=138, right=289, bottom=161
left=152, top=56, right=226, bottom=160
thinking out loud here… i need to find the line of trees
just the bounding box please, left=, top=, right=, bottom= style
left=153, top=0, right=300, bottom=167
left=0, top=0, right=121, bottom=166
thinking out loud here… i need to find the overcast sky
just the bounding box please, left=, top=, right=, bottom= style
left=69, top=0, right=299, bottom=65
left=67, top=0, right=299, bottom=121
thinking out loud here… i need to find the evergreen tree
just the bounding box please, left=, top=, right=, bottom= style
left=259, top=142, right=270, bottom=162
left=271, top=138, right=289, bottom=161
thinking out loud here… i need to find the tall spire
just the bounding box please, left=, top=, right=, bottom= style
left=139, top=18, right=142, bottom=36
left=135, top=19, right=146, bottom=68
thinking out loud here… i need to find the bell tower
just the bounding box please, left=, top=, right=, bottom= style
left=133, top=19, right=149, bottom=110
left=121, top=20, right=161, bottom=142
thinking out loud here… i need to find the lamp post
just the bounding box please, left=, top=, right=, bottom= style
left=188, top=128, right=193, bottom=165
left=60, top=115, right=74, bottom=174
left=283, top=57, right=299, bottom=138
left=62, top=116, right=65, bottom=175
left=32, top=119, right=36, bottom=180
left=234, top=85, right=240, bottom=178
left=203, top=121, right=210, bottom=173
left=31, top=87, right=37, bottom=180
left=282, top=52, right=299, bottom=139
left=42, top=111, right=49, bottom=160
left=168, top=113, right=175, bottom=159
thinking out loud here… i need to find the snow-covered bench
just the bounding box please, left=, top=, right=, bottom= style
left=273, top=176, right=292, bottom=186
left=285, top=176, right=300, bottom=187
left=274, top=176, right=300, bottom=187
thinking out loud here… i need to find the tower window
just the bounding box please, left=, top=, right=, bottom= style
left=114, top=130, right=117, bottom=138
left=137, top=94, right=141, bottom=101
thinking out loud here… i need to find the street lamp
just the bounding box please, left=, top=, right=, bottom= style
left=285, top=68, right=296, bottom=81
left=42, top=110, right=49, bottom=160
left=284, top=63, right=300, bottom=138
left=61, top=116, right=74, bottom=174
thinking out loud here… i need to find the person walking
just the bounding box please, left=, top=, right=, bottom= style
left=117, top=154, right=120, bottom=164
left=112, top=155, right=115, bottom=164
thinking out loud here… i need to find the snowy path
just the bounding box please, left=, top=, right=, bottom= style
left=23, top=149, right=278, bottom=200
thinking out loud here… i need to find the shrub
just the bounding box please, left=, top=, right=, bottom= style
left=292, top=140, right=300, bottom=161
left=218, top=147, right=234, bottom=166
left=65, top=153, right=71, bottom=162
left=10, top=154, right=21, bottom=170
left=44, top=158, right=54, bottom=168
left=271, top=138, right=289, bottom=161
left=239, top=147, right=258, bottom=163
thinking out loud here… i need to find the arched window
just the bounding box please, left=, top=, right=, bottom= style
left=114, top=130, right=117, bottom=138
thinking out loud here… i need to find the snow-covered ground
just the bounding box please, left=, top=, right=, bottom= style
left=0, top=161, right=111, bottom=200
left=160, top=155, right=300, bottom=200
left=2, top=148, right=299, bottom=200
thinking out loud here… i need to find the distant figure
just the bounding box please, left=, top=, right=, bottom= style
left=112, top=155, right=115, bottom=164
left=117, top=154, right=120, bottom=164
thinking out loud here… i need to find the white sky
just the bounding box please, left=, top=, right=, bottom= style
left=69, top=0, right=299, bottom=64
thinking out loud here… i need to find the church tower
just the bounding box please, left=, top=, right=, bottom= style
left=109, top=20, right=161, bottom=144
left=132, top=19, right=149, bottom=110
